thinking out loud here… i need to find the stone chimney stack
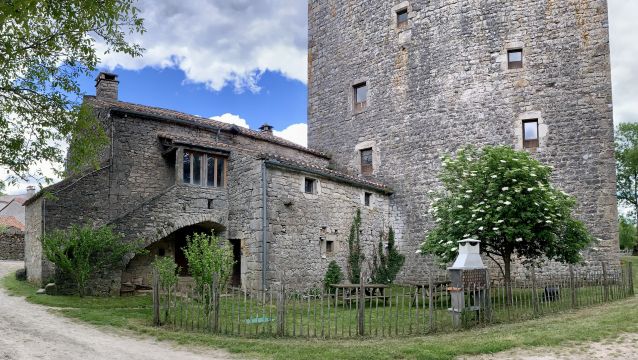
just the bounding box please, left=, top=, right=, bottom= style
left=26, top=186, right=35, bottom=198
left=259, top=123, right=274, bottom=135
left=95, top=72, right=119, bottom=100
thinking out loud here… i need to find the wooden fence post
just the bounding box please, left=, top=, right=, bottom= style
left=211, top=272, right=220, bottom=333
left=569, top=264, right=577, bottom=308
left=530, top=267, right=539, bottom=317
left=602, top=262, right=609, bottom=302
left=277, top=279, right=286, bottom=337
left=358, top=269, right=365, bottom=337
left=428, top=271, right=434, bottom=331
left=152, top=267, right=160, bottom=326
left=629, top=262, right=635, bottom=296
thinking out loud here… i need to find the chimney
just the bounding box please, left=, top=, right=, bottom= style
left=26, top=186, right=35, bottom=198
left=95, top=72, right=119, bottom=100
left=259, top=123, right=274, bottom=135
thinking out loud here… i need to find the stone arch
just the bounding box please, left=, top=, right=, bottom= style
left=143, top=213, right=228, bottom=250
left=121, top=214, right=228, bottom=285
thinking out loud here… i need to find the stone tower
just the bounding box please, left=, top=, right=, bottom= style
left=307, top=0, right=618, bottom=280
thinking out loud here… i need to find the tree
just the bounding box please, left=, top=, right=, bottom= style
left=0, top=0, right=144, bottom=187
left=420, top=146, right=593, bottom=302
left=182, top=232, right=234, bottom=294
left=323, top=260, right=344, bottom=293
left=43, top=224, right=144, bottom=296
left=347, top=209, right=364, bottom=284
left=370, top=227, right=405, bottom=284
left=615, top=123, right=638, bottom=254
left=619, top=216, right=637, bottom=252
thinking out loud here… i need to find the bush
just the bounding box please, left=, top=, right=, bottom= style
left=323, top=261, right=343, bottom=293
left=370, top=227, right=405, bottom=285
left=42, top=224, right=144, bottom=297
left=347, top=209, right=364, bottom=283
left=182, top=232, right=234, bottom=293
left=152, top=256, right=179, bottom=289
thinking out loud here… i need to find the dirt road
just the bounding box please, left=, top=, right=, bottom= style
left=0, top=261, right=237, bottom=360
left=462, top=333, right=638, bottom=360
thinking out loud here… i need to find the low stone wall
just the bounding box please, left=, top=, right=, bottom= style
left=0, top=230, right=24, bottom=260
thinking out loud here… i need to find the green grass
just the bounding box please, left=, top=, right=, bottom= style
left=3, top=270, right=638, bottom=360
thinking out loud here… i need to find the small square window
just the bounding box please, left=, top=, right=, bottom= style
left=158, top=248, right=166, bottom=257
left=353, top=82, right=367, bottom=112
left=208, top=199, right=214, bottom=209
left=523, top=119, right=539, bottom=149
left=304, top=178, right=316, bottom=194
left=326, top=240, right=334, bottom=254
left=508, top=49, right=523, bottom=69
left=360, top=148, right=373, bottom=175
left=364, top=192, right=372, bottom=207
left=396, top=8, right=408, bottom=28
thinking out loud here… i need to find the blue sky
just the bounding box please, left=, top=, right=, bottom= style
left=78, top=67, right=308, bottom=130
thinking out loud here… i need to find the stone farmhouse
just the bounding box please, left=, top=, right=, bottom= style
left=25, top=0, right=618, bottom=294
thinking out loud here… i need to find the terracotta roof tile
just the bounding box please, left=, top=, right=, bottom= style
left=0, top=216, right=25, bottom=231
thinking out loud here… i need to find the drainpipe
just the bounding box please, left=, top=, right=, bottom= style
left=261, top=161, right=269, bottom=291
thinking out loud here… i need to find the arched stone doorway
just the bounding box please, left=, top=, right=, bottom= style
left=122, top=220, right=239, bottom=288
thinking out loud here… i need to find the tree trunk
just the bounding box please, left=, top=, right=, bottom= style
left=504, top=256, right=513, bottom=306
left=634, top=211, right=638, bottom=255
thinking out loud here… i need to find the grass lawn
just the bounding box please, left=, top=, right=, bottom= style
left=2, top=262, right=637, bottom=360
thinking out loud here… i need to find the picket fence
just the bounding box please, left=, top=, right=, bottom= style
left=151, top=262, right=634, bottom=338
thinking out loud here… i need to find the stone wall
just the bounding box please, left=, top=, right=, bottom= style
left=0, top=229, right=24, bottom=261
left=24, top=98, right=341, bottom=294
left=266, top=167, right=391, bottom=290
left=308, top=0, right=619, bottom=282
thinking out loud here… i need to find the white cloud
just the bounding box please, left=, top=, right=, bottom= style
left=97, top=0, right=307, bottom=92
left=609, top=0, right=638, bottom=124
left=209, top=113, right=249, bottom=128
left=274, top=123, right=307, bottom=147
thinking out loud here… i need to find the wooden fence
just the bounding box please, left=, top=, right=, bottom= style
left=152, top=262, right=634, bottom=338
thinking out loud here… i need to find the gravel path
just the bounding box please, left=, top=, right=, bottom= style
left=0, top=261, right=238, bottom=360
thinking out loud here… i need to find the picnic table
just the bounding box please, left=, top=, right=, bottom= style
left=330, top=283, right=388, bottom=305
left=403, top=280, right=451, bottom=305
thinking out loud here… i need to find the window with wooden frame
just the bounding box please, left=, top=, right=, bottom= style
left=353, top=82, right=368, bottom=112
left=396, top=8, right=408, bottom=28
left=508, top=49, right=523, bottom=69
left=522, top=119, right=539, bottom=149
left=360, top=148, right=373, bottom=175
left=304, top=177, right=317, bottom=194
left=326, top=240, right=334, bottom=254
left=183, top=150, right=227, bottom=187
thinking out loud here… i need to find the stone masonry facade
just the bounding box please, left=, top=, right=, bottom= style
left=0, top=228, right=24, bottom=261
left=24, top=1, right=619, bottom=294
left=307, top=0, right=619, bottom=280
left=24, top=74, right=392, bottom=294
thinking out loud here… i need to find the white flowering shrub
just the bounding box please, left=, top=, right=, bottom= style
left=420, top=146, right=592, bottom=285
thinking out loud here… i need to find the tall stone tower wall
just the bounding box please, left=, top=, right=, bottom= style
left=308, top=0, right=619, bottom=280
